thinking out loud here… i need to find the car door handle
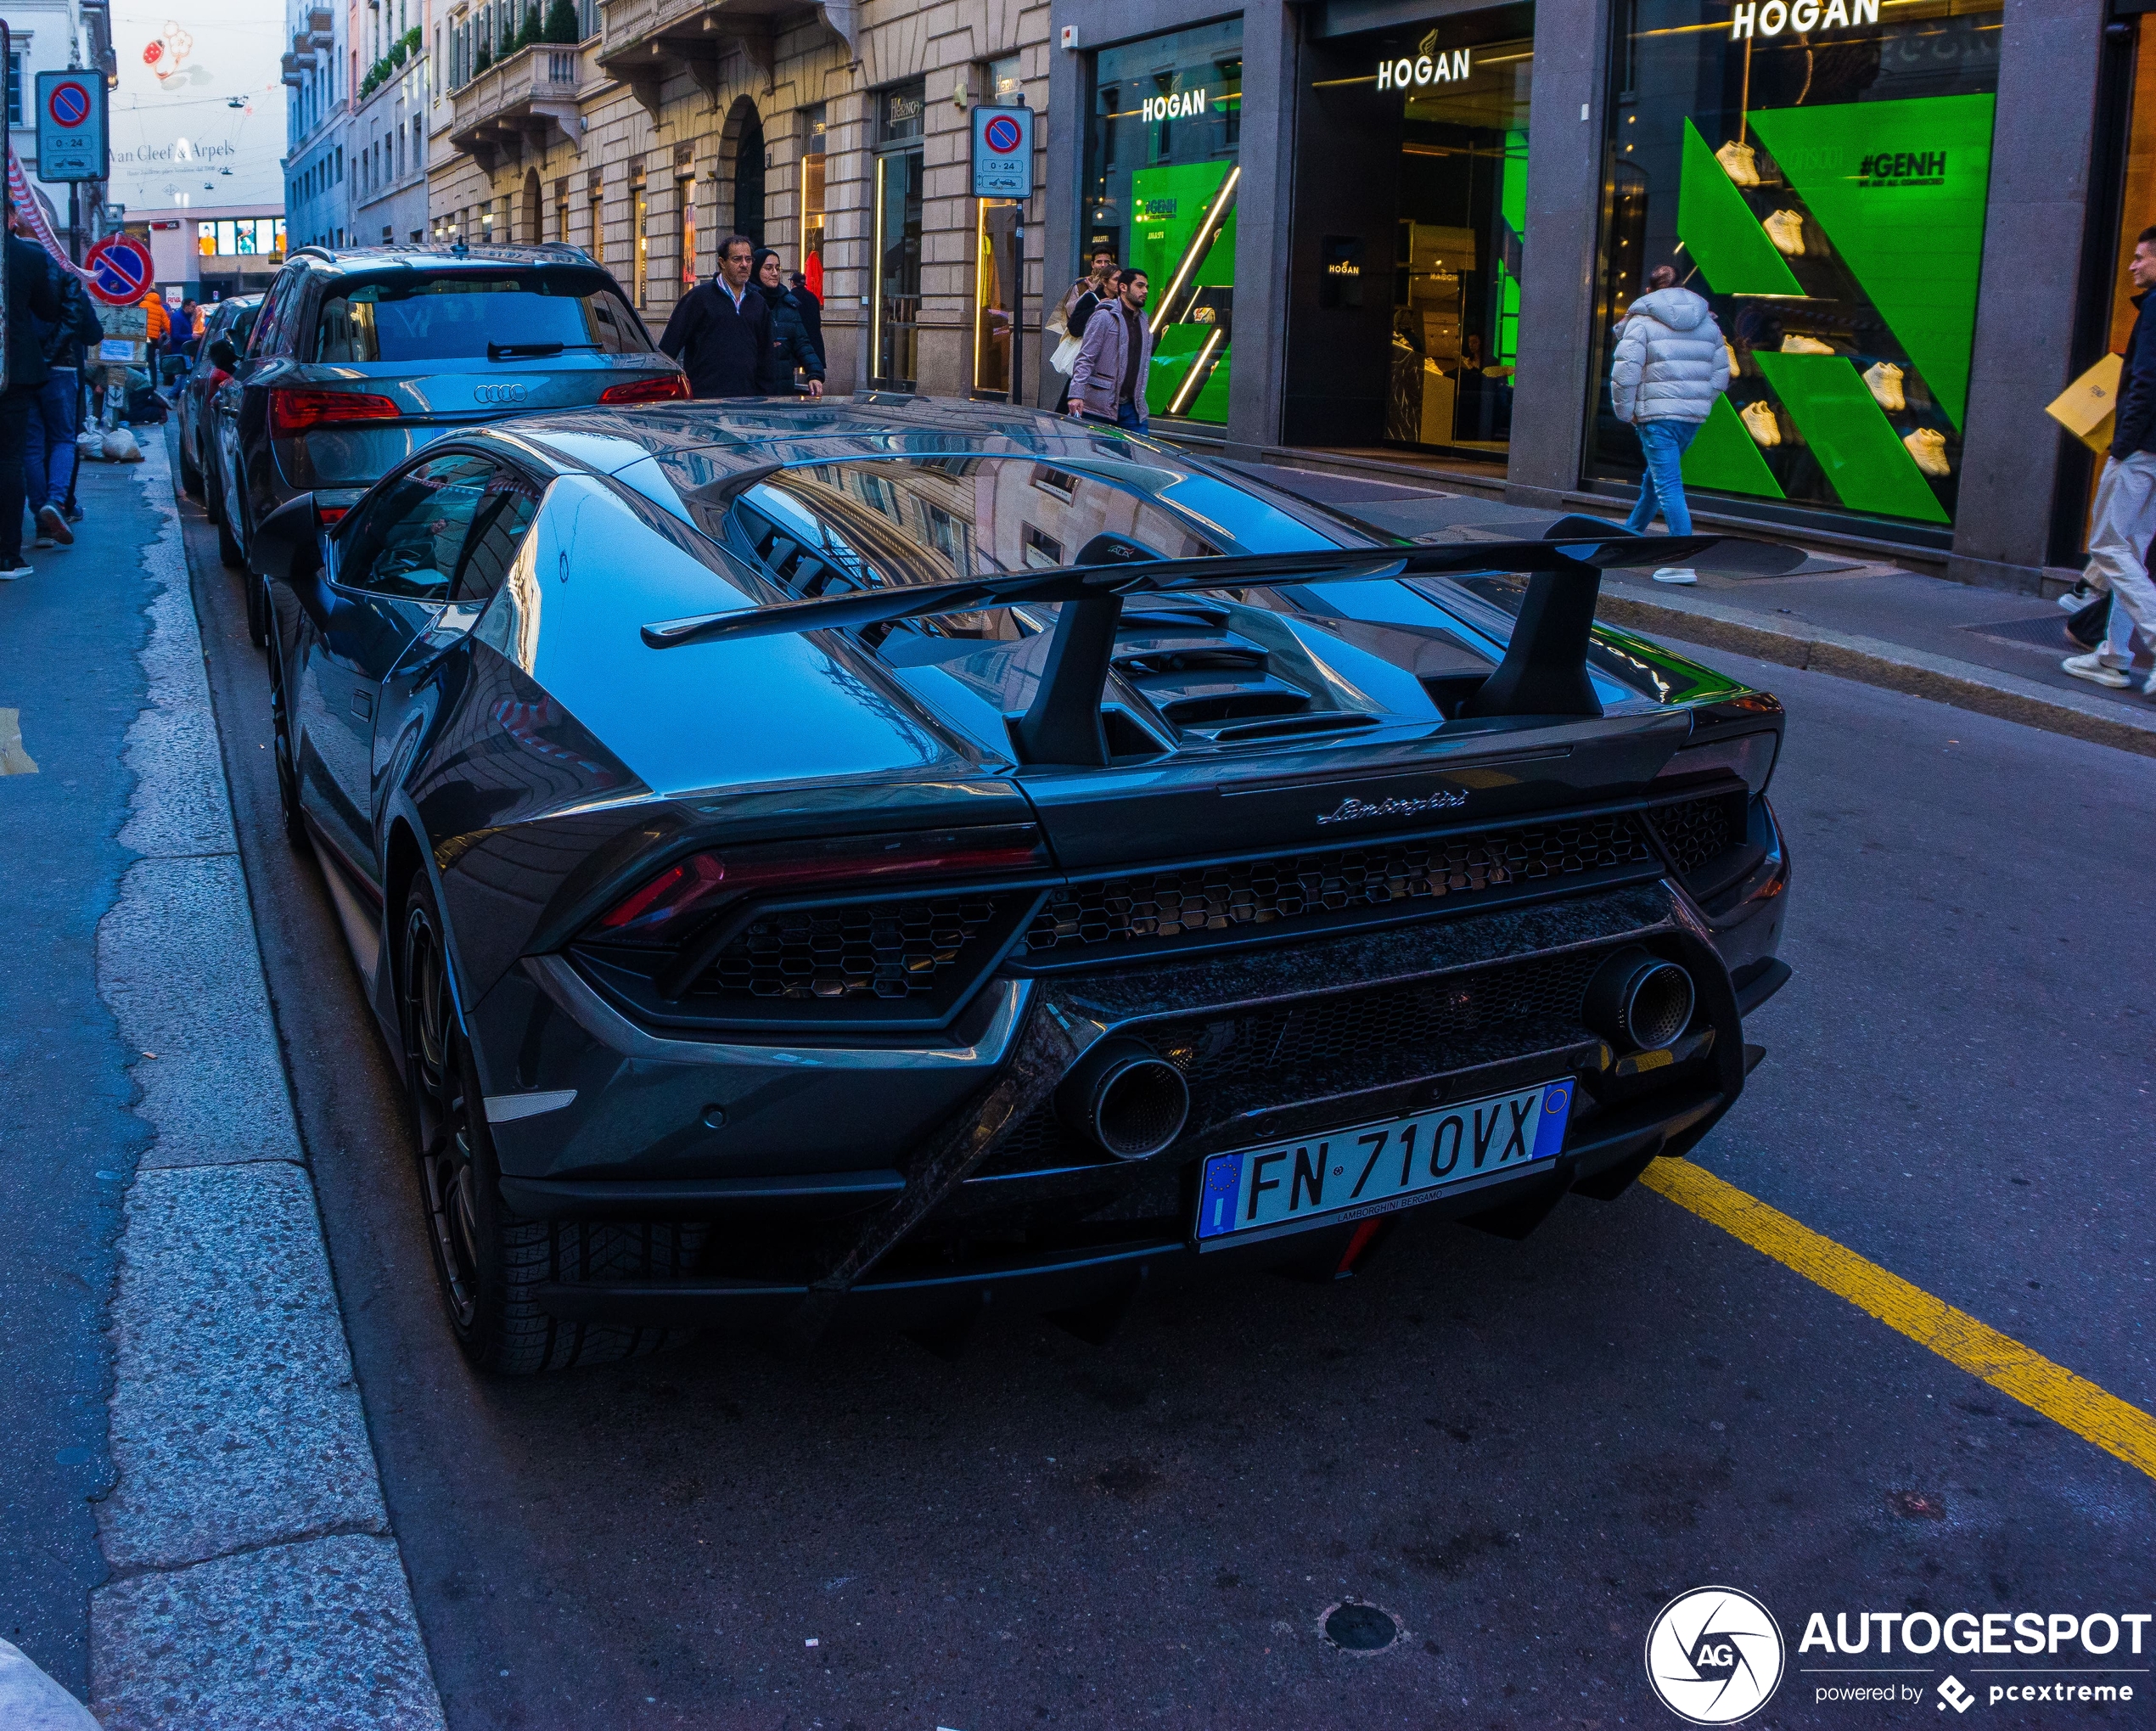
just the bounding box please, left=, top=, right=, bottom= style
left=351, top=689, right=374, bottom=720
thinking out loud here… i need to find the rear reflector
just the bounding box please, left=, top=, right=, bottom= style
left=600, top=374, right=693, bottom=405
left=317, top=506, right=349, bottom=523
left=270, top=388, right=401, bottom=437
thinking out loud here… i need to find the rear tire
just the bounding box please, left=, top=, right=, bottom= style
left=216, top=486, right=244, bottom=570
left=398, top=871, right=699, bottom=1375
left=267, top=647, right=309, bottom=851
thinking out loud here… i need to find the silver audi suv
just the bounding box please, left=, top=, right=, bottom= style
left=205, top=240, right=687, bottom=645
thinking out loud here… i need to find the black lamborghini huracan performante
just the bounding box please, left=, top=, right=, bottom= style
left=249, top=397, right=1794, bottom=1373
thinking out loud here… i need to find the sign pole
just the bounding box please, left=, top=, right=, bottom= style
left=969, top=98, right=1036, bottom=409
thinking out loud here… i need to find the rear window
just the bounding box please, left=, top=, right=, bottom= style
left=313, top=270, right=651, bottom=363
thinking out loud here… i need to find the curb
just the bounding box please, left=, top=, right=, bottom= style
left=1596, top=587, right=2156, bottom=760
left=86, top=441, right=446, bottom=1731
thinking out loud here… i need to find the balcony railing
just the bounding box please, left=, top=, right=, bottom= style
left=447, top=43, right=583, bottom=171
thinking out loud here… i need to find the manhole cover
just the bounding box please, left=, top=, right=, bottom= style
left=1322, top=1600, right=1401, bottom=1653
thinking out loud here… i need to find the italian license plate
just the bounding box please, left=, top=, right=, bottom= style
left=1193, top=1077, right=1575, bottom=1250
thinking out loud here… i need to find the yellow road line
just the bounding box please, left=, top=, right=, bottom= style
left=1641, top=1157, right=2156, bottom=1481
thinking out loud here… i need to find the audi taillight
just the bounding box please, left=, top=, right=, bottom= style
left=269, top=389, right=401, bottom=437
left=599, top=374, right=692, bottom=406
left=589, top=825, right=1048, bottom=946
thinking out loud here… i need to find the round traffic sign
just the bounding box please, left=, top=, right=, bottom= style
left=983, top=114, right=1023, bottom=154
left=84, top=234, right=154, bottom=306
left=48, top=80, right=91, bottom=128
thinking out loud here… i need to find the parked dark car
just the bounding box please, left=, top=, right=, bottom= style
left=248, top=396, right=1794, bottom=1374
left=176, top=294, right=261, bottom=501
left=208, top=240, right=687, bottom=646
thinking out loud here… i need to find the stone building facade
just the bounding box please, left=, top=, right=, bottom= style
left=430, top=0, right=1049, bottom=400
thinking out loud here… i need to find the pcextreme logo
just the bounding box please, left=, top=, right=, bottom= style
left=1645, top=1588, right=1786, bottom=1724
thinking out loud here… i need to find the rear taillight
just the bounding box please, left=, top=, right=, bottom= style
left=599, top=374, right=693, bottom=405
left=1655, top=729, right=1779, bottom=796
left=269, top=388, right=401, bottom=437
left=590, top=825, right=1047, bottom=945
left=317, top=506, right=349, bottom=524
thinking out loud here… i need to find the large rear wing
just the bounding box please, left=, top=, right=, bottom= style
left=641, top=514, right=1801, bottom=764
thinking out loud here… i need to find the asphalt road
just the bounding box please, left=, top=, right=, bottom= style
left=0, top=459, right=159, bottom=1694
left=178, top=483, right=2156, bottom=1730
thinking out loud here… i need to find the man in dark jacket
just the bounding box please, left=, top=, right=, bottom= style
left=789, top=271, right=824, bottom=366
left=658, top=233, right=769, bottom=398
left=26, top=266, right=102, bottom=545
left=751, top=249, right=824, bottom=397
left=2065, top=224, right=2156, bottom=696
left=2, top=222, right=64, bottom=579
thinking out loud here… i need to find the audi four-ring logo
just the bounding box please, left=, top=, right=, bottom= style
left=474, top=383, right=529, bottom=406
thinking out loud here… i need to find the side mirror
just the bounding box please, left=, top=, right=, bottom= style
left=208, top=338, right=238, bottom=370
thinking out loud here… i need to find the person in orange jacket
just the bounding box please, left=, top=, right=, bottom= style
left=138, top=288, right=168, bottom=342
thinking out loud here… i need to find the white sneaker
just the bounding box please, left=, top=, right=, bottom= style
left=0, top=565, right=31, bottom=582
left=2143, top=670, right=2156, bottom=699
left=1651, top=567, right=1698, bottom=585
left=2058, top=580, right=2103, bottom=613
left=31, top=535, right=53, bottom=549
left=36, top=505, right=71, bottom=547
left=2062, top=651, right=2131, bottom=688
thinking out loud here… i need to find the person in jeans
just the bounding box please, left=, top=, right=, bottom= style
left=25, top=266, right=101, bottom=547
left=1609, top=263, right=1732, bottom=585
left=1065, top=268, right=1153, bottom=433
left=0, top=222, right=62, bottom=581
left=2064, top=225, right=2156, bottom=695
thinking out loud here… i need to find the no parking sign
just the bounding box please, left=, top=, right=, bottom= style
left=84, top=235, right=155, bottom=307
left=969, top=104, right=1033, bottom=200
left=36, top=69, right=108, bottom=182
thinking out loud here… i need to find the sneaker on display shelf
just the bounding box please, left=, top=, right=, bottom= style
left=1763, top=209, right=1807, bottom=256
left=1739, top=401, right=1783, bottom=447
left=1861, top=361, right=1906, bottom=412
left=1903, top=427, right=1951, bottom=477
left=1715, top=139, right=1763, bottom=187
left=1780, top=334, right=1835, bottom=355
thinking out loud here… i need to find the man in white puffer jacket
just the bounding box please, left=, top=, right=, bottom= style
left=1611, top=265, right=1732, bottom=584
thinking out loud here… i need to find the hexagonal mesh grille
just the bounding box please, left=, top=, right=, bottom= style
left=1024, top=815, right=1656, bottom=957
left=692, top=897, right=1005, bottom=1002
left=982, top=949, right=1608, bottom=1177
left=1646, top=795, right=1737, bottom=877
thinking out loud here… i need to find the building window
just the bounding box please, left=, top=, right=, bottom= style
left=678, top=168, right=697, bottom=284
left=7, top=52, right=24, bottom=127
left=800, top=104, right=827, bottom=299
left=872, top=80, right=928, bottom=390
left=1085, top=21, right=1244, bottom=424
left=587, top=187, right=604, bottom=261
left=1588, top=0, right=2002, bottom=534
left=1022, top=524, right=1064, bottom=568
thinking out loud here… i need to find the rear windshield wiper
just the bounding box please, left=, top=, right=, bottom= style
left=488, top=340, right=597, bottom=360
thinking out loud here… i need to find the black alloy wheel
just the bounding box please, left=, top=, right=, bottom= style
left=404, top=891, right=483, bottom=1337
left=267, top=648, right=308, bottom=850
left=396, top=872, right=688, bottom=1375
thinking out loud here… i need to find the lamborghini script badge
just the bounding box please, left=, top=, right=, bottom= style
left=1317, top=786, right=1468, bottom=826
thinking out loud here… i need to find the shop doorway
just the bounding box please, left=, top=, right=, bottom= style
left=1288, top=4, right=1533, bottom=459
left=872, top=81, right=926, bottom=391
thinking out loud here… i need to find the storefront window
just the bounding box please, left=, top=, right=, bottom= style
left=800, top=104, right=828, bottom=301
left=1292, top=4, right=1533, bottom=457
left=1086, top=22, right=1244, bottom=424
left=873, top=80, right=927, bottom=391
left=1591, top=1, right=2002, bottom=534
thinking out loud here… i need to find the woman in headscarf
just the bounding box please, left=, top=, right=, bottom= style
left=750, top=248, right=825, bottom=397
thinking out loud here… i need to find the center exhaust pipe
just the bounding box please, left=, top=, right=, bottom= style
left=1583, top=947, right=1696, bottom=1051
left=1058, top=1038, right=1190, bottom=1161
